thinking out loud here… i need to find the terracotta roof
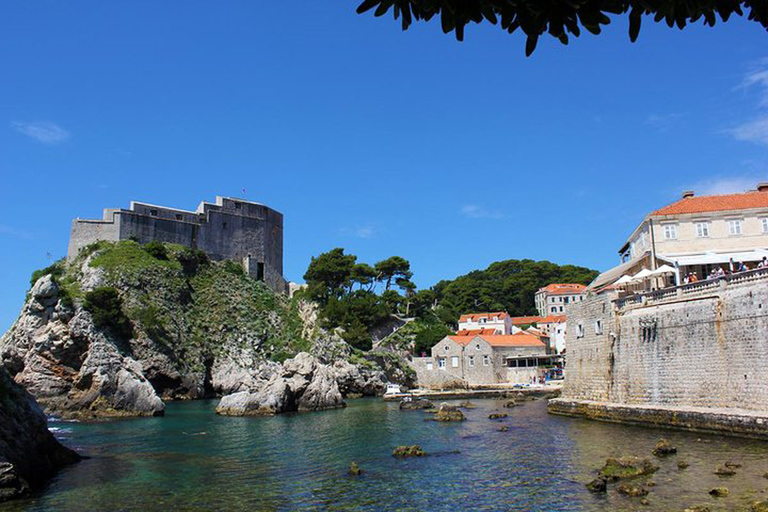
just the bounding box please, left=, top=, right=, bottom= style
left=651, top=190, right=768, bottom=217
left=455, top=328, right=499, bottom=336
left=537, top=283, right=586, bottom=295
left=479, top=334, right=546, bottom=348
left=458, top=312, right=508, bottom=322
left=538, top=315, right=567, bottom=324
left=447, top=333, right=545, bottom=348
left=510, top=316, right=543, bottom=325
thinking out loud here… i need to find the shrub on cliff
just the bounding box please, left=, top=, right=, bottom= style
left=29, top=262, right=64, bottom=288
left=143, top=241, right=169, bottom=260
left=83, top=287, right=133, bottom=340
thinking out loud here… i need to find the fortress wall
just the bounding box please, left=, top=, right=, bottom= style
left=67, top=218, right=120, bottom=261
left=551, top=279, right=768, bottom=435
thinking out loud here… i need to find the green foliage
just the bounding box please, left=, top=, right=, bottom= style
left=375, top=256, right=412, bottom=291
left=413, top=320, right=451, bottom=356
left=219, top=259, right=245, bottom=276
left=143, top=240, right=169, bottom=260
left=30, top=261, right=64, bottom=287
left=175, top=247, right=210, bottom=276
left=322, top=290, right=390, bottom=350
left=356, top=0, right=768, bottom=55
left=304, top=248, right=357, bottom=304
left=83, top=287, right=133, bottom=340
left=90, top=240, right=181, bottom=273
left=432, top=259, right=598, bottom=322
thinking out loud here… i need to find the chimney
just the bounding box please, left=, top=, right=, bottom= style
left=758, top=182, right=768, bottom=192
left=681, top=190, right=695, bottom=199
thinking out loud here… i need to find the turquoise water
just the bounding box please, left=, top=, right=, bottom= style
left=5, top=398, right=768, bottom=511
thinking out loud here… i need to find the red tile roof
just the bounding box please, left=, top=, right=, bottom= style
left=510, top=316, right=543, bottom=325
left=458, top=312, right=508, bottom=322
left=455, top=328, right=499, bottom=336
left=537, top=283, right=586, bottom=295
left=447, top=333, right=545, bottom=348
left=651, top=190, right=768, bottom=216
left=538, top=315, right=567, bottom=324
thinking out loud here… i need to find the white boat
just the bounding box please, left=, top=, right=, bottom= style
left=384, top=383, right=401, bottom=395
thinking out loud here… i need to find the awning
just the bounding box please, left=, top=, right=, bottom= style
left=659, top=249, right=768, bottom=267
left=587, top=251, right=651, bottom=291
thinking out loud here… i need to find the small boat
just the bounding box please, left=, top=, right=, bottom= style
left=384, top=383, right=402, bottom=396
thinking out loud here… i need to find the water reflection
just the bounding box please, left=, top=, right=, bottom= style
left=4, top=399, right=768, bottom=511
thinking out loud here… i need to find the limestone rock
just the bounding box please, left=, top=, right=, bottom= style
left=432, top=403, right=466, bottom=422
left=0, top=365, right=80, bottom=502
left=489, top=413, right=508, bottom=420
left=617, top=484, right=649, bottom=497
left=399, top=399, right=434, bottom=410
left=598, top=457, right=659, bottom=481
left=709, top=487, right=729, bottom=497
left=652, top=438, right=677, bottom=457
left=331, top=359, right=386, bottom=397
left=751, top=500, right=768, bottom=512
left=678, top=461, right=690, bottom=469
left=392, top=445, right=426, bottom=458
left=216, top=352, right=345, bottom=416
left=459, top=401, right=477, bottom=408
left=585, top=478, right=607, bottom=493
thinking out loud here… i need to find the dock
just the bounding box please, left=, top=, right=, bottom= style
left=382, top=382, right=562, bottom=402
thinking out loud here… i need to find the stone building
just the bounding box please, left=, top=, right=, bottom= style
left=411, top=333, right=555, bottom=388
left=457, top=312, right=513, bottom=335
left=550, top=268, right=768, bottom=436
left=534, top=284, right=586, bottom=316
left=67, top=196, right=287, bottom=293
left=590, top=182, right=768, bottom=290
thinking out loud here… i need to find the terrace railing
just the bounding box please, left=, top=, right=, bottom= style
left=613, top=266, right=768, bottom=310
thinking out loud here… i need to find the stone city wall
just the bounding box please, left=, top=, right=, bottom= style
left=549, top=274, right=768, bottom=436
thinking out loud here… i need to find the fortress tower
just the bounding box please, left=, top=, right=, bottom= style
left=67, top=196, right=286, bottom=293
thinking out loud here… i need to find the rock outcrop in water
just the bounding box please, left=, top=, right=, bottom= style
left=0, top=365, right=80, bottom=501
left=216, top=353, right=345, bottom=415
left=1, top=242, right=414, bottom=418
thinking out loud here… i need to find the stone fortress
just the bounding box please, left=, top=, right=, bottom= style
left=67, top=196, right=287, bottom=293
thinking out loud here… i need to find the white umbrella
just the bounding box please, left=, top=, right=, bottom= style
left=632, top=268, right=653, bottom=280
left=651, top=264, right=676, bottom=275
left=614, top=275, right=633, bottom=286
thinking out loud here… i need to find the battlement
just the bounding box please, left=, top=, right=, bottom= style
left=67, top=196, right=286, bottom=293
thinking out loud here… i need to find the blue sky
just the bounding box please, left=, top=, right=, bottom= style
left=1, top=2, right=767, bottom=331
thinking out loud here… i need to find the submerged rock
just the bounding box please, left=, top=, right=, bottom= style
left=488, top=413, right=508, bottom=420
left=652, top=438, right=677, bottom=457
left=432, top=403, right=465, bottom=422
left=724, top=461, right=742, bottom=469
left=399, top=399, right=434, bottom=410
left=683, top=506, right=710, bottom=512
left=714, top=466, right=737, bottom=477
left=459, top=401, right=476, bottom=409
left=498, top=426, right=509, bottom=432
left=348, top=462, right=362, bottom=476
left=0, top=365, right=80, bottom=502
left=677, top=461, right=690, bottom=470
left=709, top=487, right=729, bottom=497
left=751, top=500, right=768, bottom=512
left=597, top=457, right=659, bottom=481
left=504, top=401, right=518, bottom=408
left=392, top=445, right=426, bottom=458
left=616, top=484, right=649, bottom=497
left=216, top=353, right=345, bottom=416
left=585, top=478, right=607, bottom=493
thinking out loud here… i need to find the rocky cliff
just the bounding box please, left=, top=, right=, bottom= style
left=1, top=241, right=414, bottom=419
left=0, top=365, right=80, bottom=501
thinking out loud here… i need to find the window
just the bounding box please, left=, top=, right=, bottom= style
left=577, top=323, right=584, bottom=338
left=451, top=356, right=459, bottom=368
left=479, top=317, right=487, bottom=324
left=728, top=219, right=743, bottom=236
left=438, top=358, right=446, bottom=369
left=426, top=362, right=433, bottom=371
left=663, top=224, right=677, bottom=240
left=695, top=222, right=710, bottom=238
left=444, top=345, right=449, bottom=352
left=595, top=320, right=603, bottom=335
left=763, top=218, right=768, bottom=233
left=468, top=356, right=475, bottom=367
left=551, top=307, right=557, bottom=313
left=235, top=202, right=242, bottom=210
left=482, top=355, right=490, bottom=366
left=149, top=209, right=158, bottom=217
left=559, top=306, right=563, bottom=312
left=175, top=214, right=183, bottom=221
left=508, top=359, right=517, bottom=368
left=223, top=222, right=228, bottom=230
left=475, top=344, right=481, bottom=350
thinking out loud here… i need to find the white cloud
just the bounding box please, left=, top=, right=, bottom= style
left=461, top=205, right=505, bottom=220
left=12, top=121, right=70, bottom=144
left=0, top=224, right=33, bottom=240
left=683, top=176, right=762, bottom=196
left=339, top=225, right=377, bottom=239
left=730, top=115, right=768, bottom=147
left=645, top=112, right=685, bottom=133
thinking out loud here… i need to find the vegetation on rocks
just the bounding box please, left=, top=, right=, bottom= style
left=392, top=445, right=426, bottom=458
left=597, top=457, right=659, bottom=481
